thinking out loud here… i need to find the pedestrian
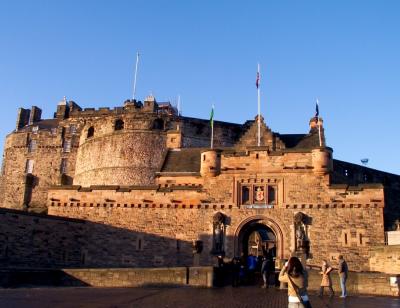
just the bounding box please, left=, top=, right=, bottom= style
left=318, top=260, right=334, bottom=297
left=261, top=252, right=274, bottom=288
left=279, top=257, right=312, bottom=308
left=231, top=256, right=241, bottom=287
left=247, top=253, right=257, bottom=284
left=338, top=255, right=348, bottom=298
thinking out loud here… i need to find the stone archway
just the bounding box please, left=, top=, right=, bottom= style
left=234, top=216, right=285, bottom=260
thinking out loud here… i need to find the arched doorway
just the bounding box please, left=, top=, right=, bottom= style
left=240, top=222, right=276, bottom=257
left=234, top=216, right=284, bottom=260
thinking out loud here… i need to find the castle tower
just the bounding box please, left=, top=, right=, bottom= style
left=200, top=149, right=221, bottom=177
left=309, top=116, right=333, bottom=175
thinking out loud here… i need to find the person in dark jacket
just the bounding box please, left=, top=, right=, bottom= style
left=261, top=252, right=274, bottom=288
left=338, top=255, right=348, bottom=298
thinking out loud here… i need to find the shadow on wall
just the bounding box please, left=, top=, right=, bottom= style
left=0, top=208, right=227, bottom=270
left=0, top=269, right=90, bottom=288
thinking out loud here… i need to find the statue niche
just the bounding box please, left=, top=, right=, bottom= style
left=294, top=212, right=310, bottom=256
left=212, top=212, right=226, bottom=256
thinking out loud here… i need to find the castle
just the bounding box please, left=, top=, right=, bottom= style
left=1, top=96, right=399, bottom=272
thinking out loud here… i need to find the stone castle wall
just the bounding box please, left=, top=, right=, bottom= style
left=74, top=131, right=167, bottom=186
left=369, top=245, right=400, bottom=274
left=45, top=204, right=383, bottom=271
left=0, top=128, right=75, bottom=212
left=0, top=203, right=384, bottom=272
left=0, top=101, right=242, bottom=211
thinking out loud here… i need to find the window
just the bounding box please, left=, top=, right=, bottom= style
left=114, top=119, right=124, bottom=131
left=60, top=158, right=67, bottom=174
left=136, top=237, right=144, bottom=251
left=69, top=124, right=77, bottom=134
left=51, top=128, right=57, bottom=135
left=153, top=118, right=164, bottom=130
left=32, top=126, right=39, bottom=134
left=25, top=159, right=34, bottom=174
left=28, top=140, right=37, bottom=153
left=63, top=140, right=71, bottom=153
left=267, top=186, right=276, bottom=205
left=87, top=126, right=94, bottom=138
left=241, top=186, right=250, bottom=204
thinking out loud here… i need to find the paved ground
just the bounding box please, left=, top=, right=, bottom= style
left=0, top=286, right=399, bottom=308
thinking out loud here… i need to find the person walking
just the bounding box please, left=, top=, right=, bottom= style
left=231, top=256, right=241, bottom=287
left=319, top=260, right=334, bottom=297
left=338, top=255, right=348, bottom=298
left=279, top=257, right=312, bottom=308
left=247, top=253, right=257, bottom=284
left=261, top=252, right=275, bottom=288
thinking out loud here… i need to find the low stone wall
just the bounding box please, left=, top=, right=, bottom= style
left=307, top=268, right=400, bottom=297
left=0, top=267, right=214, bottom=288
left=369, top=245, right=400, bottom=274
left=63, top=266, right=213, bottom=287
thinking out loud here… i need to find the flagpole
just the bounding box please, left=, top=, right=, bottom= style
left=316, top=98, right=322, bottom=147
left=177, top=95, right=181, bottom=116
left=211, top=122, right=214, bottom=149
left=211, top=104, right=214, bottom=149
left=257, top=63, right=261, bottom=147
left=132, top=52, right=140, bottom=100
left=318, top=122, right=322, bottom=147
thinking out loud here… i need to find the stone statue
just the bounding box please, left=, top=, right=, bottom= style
left=394, top=219, right=400, bottom=231
left=212, top=212, right=226, bottom=255
left=294, top=212, right=309, bottom=254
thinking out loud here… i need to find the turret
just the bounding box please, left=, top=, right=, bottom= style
left=312, top=147, right=333, bottom=175
left=166, top=126, right=182, bottom=149
left=200, top=149, right=221, bottom=177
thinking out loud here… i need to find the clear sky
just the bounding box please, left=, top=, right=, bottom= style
left=0, top=0, right=399, bottom=174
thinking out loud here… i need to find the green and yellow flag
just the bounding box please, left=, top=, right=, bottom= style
left=210, top=105, right=214, bottom=128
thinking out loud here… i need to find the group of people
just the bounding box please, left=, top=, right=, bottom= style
left=231, top=251, right=275, bottom=287
left=218, top=252, right=349, bottom=307
left=279, top=255, right=349, bottom=308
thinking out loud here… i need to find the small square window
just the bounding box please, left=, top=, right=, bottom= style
left=28, top=140, right=37, bottom=153
left=25, top=159, right=34, bottom=174
left=60, top=158, right=67, bottom=174
left=69, top=125, right=77, bottom=134
left=63, top=140, right=71, bottom=153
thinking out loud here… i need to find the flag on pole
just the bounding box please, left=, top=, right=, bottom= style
left=210, top=105, right=215, bottom=149
left=256, top=70, right=260, bottom=89
left=315, top=99, right=319, bottom=123
left=210, top=105, right=214, bottom=128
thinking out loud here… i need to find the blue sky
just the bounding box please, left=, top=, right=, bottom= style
left=0, top=0, right=399, bottom=174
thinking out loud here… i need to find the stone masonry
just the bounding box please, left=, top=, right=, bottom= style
left=1, top=96, right=400, bottom=274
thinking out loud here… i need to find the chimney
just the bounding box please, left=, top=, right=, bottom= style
left=143, top=95, right=158, bottom=112
left=28, top=106, right=42, bottom=125
left=16, top=108, right=31, bottom=131
left=56, top=97, right=70, bottom=119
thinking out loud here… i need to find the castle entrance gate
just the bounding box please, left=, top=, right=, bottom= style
left=234, top=216, right=284, bottom=261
